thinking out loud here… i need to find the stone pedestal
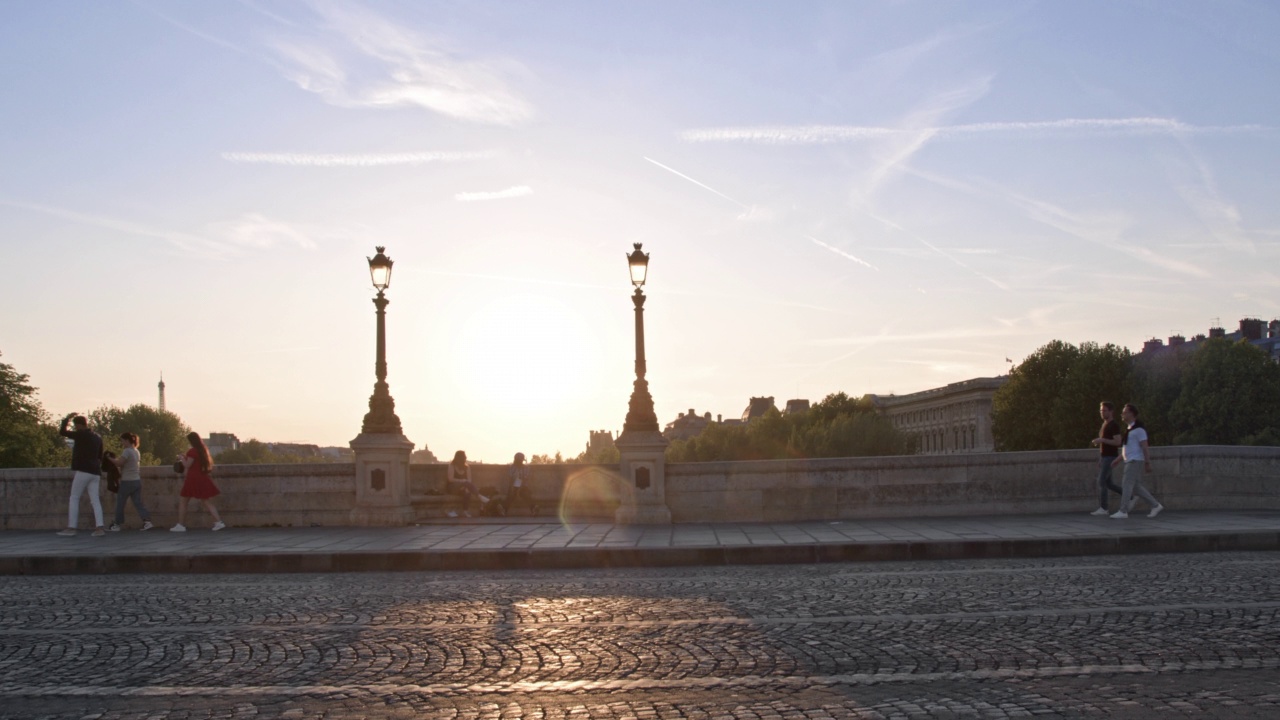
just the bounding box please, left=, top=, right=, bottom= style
left=614, top=429, right=672, bottom=524
left=349, top=432, right=415, bottom=526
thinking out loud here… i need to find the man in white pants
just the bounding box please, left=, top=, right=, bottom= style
left=1110, top=404, right=1164, bottom=519
left=56, top=413, right=106, bottom=537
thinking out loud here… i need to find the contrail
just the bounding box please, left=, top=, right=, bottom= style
left=680, top=118, right=1266, bottom=144
left=808, top=236, right=878, bottom=271
left=455, top=186, right=533, bottom=202
left=221, top=151, right=497, bottom=166
left=643, top=157, right=750, bottom=209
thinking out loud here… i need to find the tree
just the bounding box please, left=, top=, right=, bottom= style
left=1049, top=342, right=1132, bottom=449
left=89, top=404, right=190, bottom=465
left=1168, top=339, right=1280, bottom=445
left=1127, top=345, right=1192, bottom=439
left=666, top=392, right=910, bottom=462
left=991, top=340, right=1081, bottom=451
left=0, top=352, right=68, bottom=468
left=217, top=439, right=324, bottom=464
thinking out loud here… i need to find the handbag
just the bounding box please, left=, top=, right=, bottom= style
left=173, top=460, right=185, bottom=474
left=101, top=452, right=121, bottom=493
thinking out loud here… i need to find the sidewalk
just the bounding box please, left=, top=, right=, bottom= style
left=3, top=510, right=1278, bottom=575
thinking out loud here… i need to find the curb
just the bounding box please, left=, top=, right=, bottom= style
left=2, top=530, right=1278, bottom=575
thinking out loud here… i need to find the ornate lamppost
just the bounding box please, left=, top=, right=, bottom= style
left=350, top=246, right=415, bottom=526
left=623, top=243, right=659, bottom=433
left=614, top=243, right=671, bottom=524
left=361, top=246, right=403, bottom=434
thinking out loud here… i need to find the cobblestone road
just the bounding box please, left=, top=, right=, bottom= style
left=3, top=552, right=1280, bottom=718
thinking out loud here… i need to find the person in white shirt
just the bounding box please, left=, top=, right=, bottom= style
left=1109, top=404, right=1164, bottom=519
left=107, top=432, right=154, bottom=531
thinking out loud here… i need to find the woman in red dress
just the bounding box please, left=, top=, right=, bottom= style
left=171, top=432, right=226, bottom=532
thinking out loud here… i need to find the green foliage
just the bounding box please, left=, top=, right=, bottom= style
left=1127, top=346, right=1191, bottom=437
left=1168, top=339, right=1280, bottom=445
left=991, top=340, right=1080, bottom=451
left=1049, top=342, right=1132, bottom=449
left=217, top=439, right=328, bottom=464
left=0, top=352, right=68, bottom=468
left=89, top=404, right=190, bottom=465
left=666, top=392, right=911, bottom=462
left=996, top=337, right=1280, bottom=450
left=571, top=443, right=620, bottom=464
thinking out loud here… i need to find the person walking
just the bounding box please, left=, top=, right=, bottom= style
left=172, top=432, right=225, bottom=532
left=506, top=452, right=538, bottom=516
left=446, top=450, right=484, bottom=518
left=56, top=413, right=106, bottom=537
left=1110, top=403, right=1164, bottom=519
left=1089, top=402, right=1125, bottom=516
left=107, top=432, right=154, bottom=531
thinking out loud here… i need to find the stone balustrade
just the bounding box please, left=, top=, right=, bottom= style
left=2, top=446, right=1278, bottom=529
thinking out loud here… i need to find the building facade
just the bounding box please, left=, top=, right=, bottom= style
left=869, top=377, right=1007, bottom=455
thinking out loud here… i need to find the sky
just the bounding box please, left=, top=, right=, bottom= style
left=2, top=1, right=1279, bottom=462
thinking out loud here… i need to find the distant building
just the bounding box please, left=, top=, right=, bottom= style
left=869, top=377, right=1007, bottom=455
left=321, top=446, right=356, bottom=460
left=742, top=396, right=777, bottom=422
left=204, top=432, right=240, bottom=457
left=1141, top=317, right=1280, bottom=362
left=663, top=409, right=714, bottom=442
left=585, top=430, right=615, bottom=456
left=783, top=399, right=810, bottom=415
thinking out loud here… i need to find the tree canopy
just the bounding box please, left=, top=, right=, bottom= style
left=1167, top=339, right=1280, bottom=445
left=89, top=404, right=191, bottom=465
left=666, top=392, right=911, bottom=462
left=0, top=352, right=68, bottom=468
left=994, top=337, right=1280, bottom=450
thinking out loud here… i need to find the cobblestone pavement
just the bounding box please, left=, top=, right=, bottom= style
left=2, top=552, right=1280, bottom=718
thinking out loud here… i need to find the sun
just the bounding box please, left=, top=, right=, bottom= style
left=454, top=293, right=600, bottom=411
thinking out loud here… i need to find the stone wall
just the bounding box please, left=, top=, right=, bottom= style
left=664, top=446, right=1280, bottom=522
left=0, top=464, right=358, bottom=531
left=3, top=446, right=1278, bottom=529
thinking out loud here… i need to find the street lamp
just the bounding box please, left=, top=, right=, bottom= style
left=361, top=246, right=403, bottom=434
left=623, top=243, right=659, bottom=433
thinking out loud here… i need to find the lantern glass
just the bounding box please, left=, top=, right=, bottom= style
left=368, top=246, right=393, bottom=291
left=627, top=243, right=649, bottom=287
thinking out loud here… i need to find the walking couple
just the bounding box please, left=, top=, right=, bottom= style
left=1090, top=402, right=1163, bottom=519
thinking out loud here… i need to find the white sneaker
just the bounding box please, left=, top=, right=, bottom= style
left=211, top=521, right=226, bottom=531
left=108, top=524, right=121, bottom=532
left=170, top=524, right=187, bottom=532
left=1090, top=508, right=1109, bottom=516
left=56, top=528, right=77, bottom=537
left=446, top=510, right=458, bottom=518
left=1110, top=511, right=1128, bottom=519
left=141, top=521, right=154, bottom=531
left=1148, top=505, right=1163, bottom=518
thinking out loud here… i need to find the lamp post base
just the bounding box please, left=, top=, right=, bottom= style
left=349, top=432, right=415, bottom=526
left=614, top=429, right=671, bottom=525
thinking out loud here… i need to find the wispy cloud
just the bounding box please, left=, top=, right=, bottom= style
left=454, top=185, right=533, bottom=202
left=208, top=213, right=318, bottom=249
left=808, top=236, right=878, bottom=270
left=3, top=199, right=319, bottom=257
left=268, top=3, right=533, bottom=125
left=1, top=198, right=231, bottom=257
left=681, top=117, right=1265, bottom=144
left=221, top=150, right=497, bottom=166
left=643, top=156, right=749, bottom=210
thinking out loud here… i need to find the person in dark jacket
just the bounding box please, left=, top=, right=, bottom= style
left=56, top=413, right=105, bottom=537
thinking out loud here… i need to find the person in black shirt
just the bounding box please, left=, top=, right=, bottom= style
left=1088, top=401, right=1124, bottom=516
left=55, top=413, right=106, bottom=537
